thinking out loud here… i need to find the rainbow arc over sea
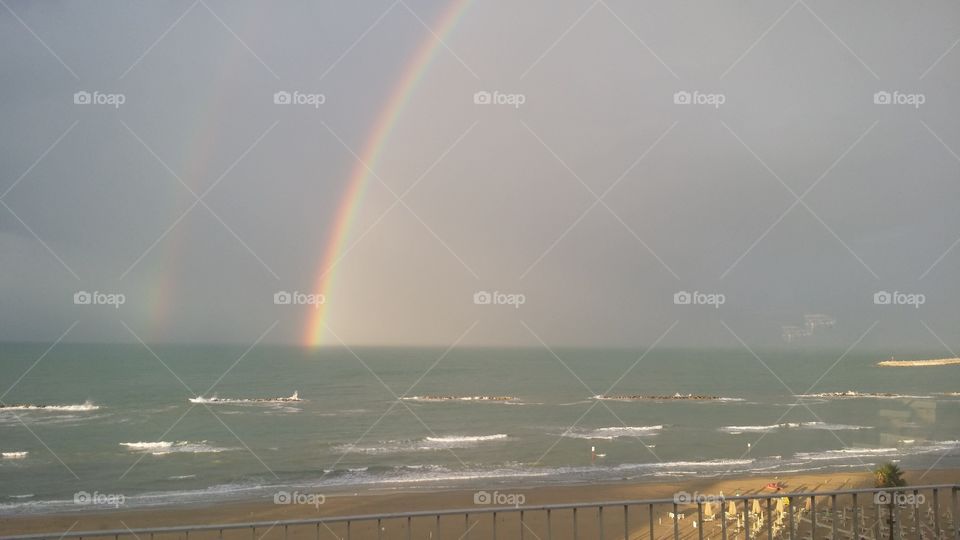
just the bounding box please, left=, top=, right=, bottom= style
left=304, top=0, right=475, bottom=347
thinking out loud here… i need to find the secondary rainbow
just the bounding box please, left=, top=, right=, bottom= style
left=304, top=0, right=474, bottom=346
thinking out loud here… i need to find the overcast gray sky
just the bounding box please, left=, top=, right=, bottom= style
left=2, top=0, right=959, bottom=350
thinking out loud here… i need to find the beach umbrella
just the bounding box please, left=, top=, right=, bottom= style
left=704, top=501, right=715, bottom=518
left=804, top=497, right=812, bottom=511
left=776, top=497, right=787, bottom=514
left=729, top=500, right=738, bottom=517
left=752, top=499, right=762, bottom=516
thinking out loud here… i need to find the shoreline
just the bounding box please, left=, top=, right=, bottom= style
left=2, top=469, right=957, bottom=537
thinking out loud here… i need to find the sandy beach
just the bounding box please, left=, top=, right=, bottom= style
left=2, top=469, right=957, bottom=539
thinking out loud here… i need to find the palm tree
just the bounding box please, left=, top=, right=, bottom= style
left=874, top=462, right=906, bottom=488
left=874, top=462, right=907, bottom=540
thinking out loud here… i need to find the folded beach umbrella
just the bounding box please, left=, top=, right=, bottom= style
left=729, top=500, right=738, bottom=517
left=752, top=499, right=762, bottom=516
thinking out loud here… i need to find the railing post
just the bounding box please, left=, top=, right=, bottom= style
left=721, top=497, right=727, bottom=540
left=547, top=509, right=552, bottom=540
left=673, top=502, right=680, bottom=540
left=872, top=499, right=881, bottom=540
left=465, top=513, right=470, bottom=540
left=493, top=511, right=497, bottom=540
left=953, top=486, right=959, bottom=540
left=649, top=504, right=654, bottom=540
left=767, top=497, right=773, bottom=540
left=625, top=505, right=630, bottom=540
left=788, top=496, right=795, bottom=540
left=599, top=505, right=604, bottom=540
left=377, top=518, right=382, bottom=540
left=520, top=510, right=524, bottom=540
left=745, top=499, right=751, bottom=540
left=573, top=507, right=578, bottom=540
left=698, top=502, right=704, bottom=540
left=407, top=516, right=411, bottom=540
left=811, top=496, right=816, bottom=540
left=831, top=494, right=837, bottom=540
left=935, top=488, right=942, bottom=540
left=435, top=514, right=440, bottom=540
left=852, top=493, right=859, bottom=540
left=914, top=490, right=921, bottom=540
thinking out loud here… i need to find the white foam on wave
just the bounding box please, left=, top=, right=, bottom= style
left=563, top=425, right=663, bottom=440
left=1, top=452, right=28, bottom=459
left=720, top=421, right=871, bottom=434
left=400, top=396, right=520, bottom=403
left=425, top=434, right=508, bottom=443
left=794, top=447, right=900, bottom=461
left=0, top=401, right=99, bottom=412
left=121, top=441, right=234, bottom=455
left=189, top=392, right=301, bottom=404
left=796, top=391, right=930, bottom=400
left=333, top=434, right=508, bottom=455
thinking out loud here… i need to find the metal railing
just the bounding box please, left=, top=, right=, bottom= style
left=2, top=484, right=957, bottom=540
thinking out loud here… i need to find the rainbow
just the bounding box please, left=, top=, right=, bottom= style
left=304, top=0, right=475, bottom=347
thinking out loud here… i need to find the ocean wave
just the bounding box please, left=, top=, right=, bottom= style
left=1, top=452, right=28, bottom=459
left=794, top=447, right=899, bottom=461
left=563, top=425, right=663, bottom=440
left=400, top=396, right=519, bottom=403
left=120, top=441, right=234, bottom=455
left=189, top=392, right=302, bottom=404
left=795, top=391, right=930, bottom=399
left=425, top=434, right=508, bottom=443
left=720, top=422, right=871, bottom=434
left=0, top=401, right=100, bottom=411
left=594, top=394, right=744, bottom=402
left=333, top=434, right=508, bottom=454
